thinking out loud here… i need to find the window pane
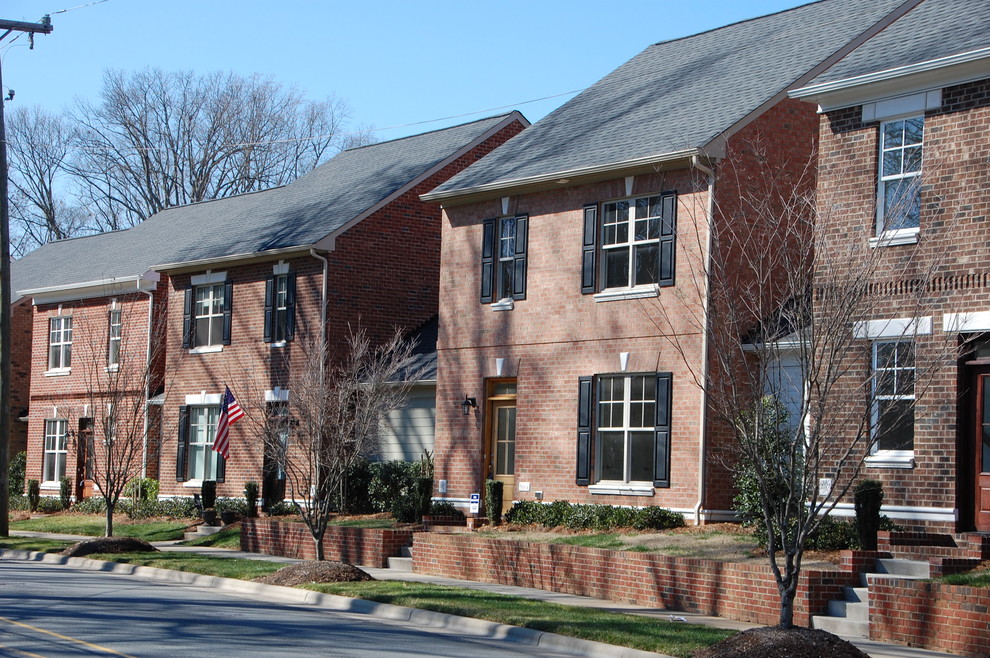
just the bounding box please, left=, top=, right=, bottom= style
left=603, top=202, right=618, bottom=224
left=629, top=431, right=655, bottom=482
left=882, top=150, right=902, bottom=177
left=492, top=382, right=516, bottom=396
left=634, top=243, right=659, bottom=286
left=63, top=344, right=71, bottom=368
left=903, top=146, right=922, bottom=173
left=876, top=399, right=914, bottom=451
left=599, top=431, right=625, bottom=480
left=604, top=249, right=630, bottom=288
left=883, top=121, right=904, bottom=148
left=196, top=317, right=212, bottom=346
left=499, top=260, right=513, bottom=299
left=615, top=221, right=628, bottom=244
left=904, top=117, right=923, bottom=145
left=635, top=198, right=651, bottom=219
left=884, top=179, right=920, bottom=230
left=499, top=217, right=516, bottom=258
left=634, top=218, right=650, bottom=241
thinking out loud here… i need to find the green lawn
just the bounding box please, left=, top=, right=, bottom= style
left=306, top=580, right=733, bottom=658
left=937, top=570, right=990, bottom=587
left=180, top=527, right=241, bottom=549
left=87, top=552, right=285, bottom=580
left=0, top=537, right=74, bottom=553
left=10, top=517, right=192, bottom=542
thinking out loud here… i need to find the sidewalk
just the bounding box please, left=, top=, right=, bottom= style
left=9, top=530, right=956, bottom=658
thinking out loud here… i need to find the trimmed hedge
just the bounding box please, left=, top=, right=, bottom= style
left=504, top=500, right=685, bottom=531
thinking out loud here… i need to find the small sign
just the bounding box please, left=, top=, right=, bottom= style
left=469, top=493, right=480, bottom=514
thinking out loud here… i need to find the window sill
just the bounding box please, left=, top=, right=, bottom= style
left=189, top=345, right=223, bottom=354
left=270, top=340, right=287, bottom=348
left=105, top=365, right=119, bottom=373
left=865, top=452, right=915, bottom=469
left=869, top=227, right=919, bottom=249
left=182, top=480, right=204, bottom=488
left=491, top=298, right=514, bottom=312
left=43, top=368, right=71, bottom=377
left=40, top=482, right=60, bottom=491
left=588, top=482, right=655, bottom=496
left=594, top=285, right=659, bottom=303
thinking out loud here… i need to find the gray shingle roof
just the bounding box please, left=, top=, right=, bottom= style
left=12, top=114, right=519, bottom=298
left=807, top=0, right=990, bottom=86
left=429, top=0, right=912, bottom=196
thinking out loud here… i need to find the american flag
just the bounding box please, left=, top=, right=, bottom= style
left=212, top=386, right=244, bottom=459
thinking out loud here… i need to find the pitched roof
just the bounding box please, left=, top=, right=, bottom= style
left=13, top=113, right=523, bottom=298
left=426, top=0, right=915, bottom=200
left=805, top=0, right=990, bottom=86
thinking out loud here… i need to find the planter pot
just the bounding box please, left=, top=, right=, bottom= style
left=202, top=509, right=219, bottom=526
left=220, top=511, right=238, bottom=526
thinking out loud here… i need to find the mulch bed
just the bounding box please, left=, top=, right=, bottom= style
left=255, top=561, right=373, bottom=586
left=693, top=626, right=868, bottom=658
left=62, top=537, right=158, bottom=557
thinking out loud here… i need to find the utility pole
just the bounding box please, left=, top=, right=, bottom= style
left=0, top=16, right=53, bottom=537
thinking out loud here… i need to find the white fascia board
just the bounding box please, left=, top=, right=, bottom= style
left=828, top=502, right=956, bottom=523
left=853, top=316, right=932, bottom=339
left=789, top=48, right=990, bottom=111
left=25, top=271, right=161, bottom=305
left=314, top=113, right=531, bottom=249
left=153, top=246, right=313, bottom=273
left=419, top=149, right=701, bottom=203
left=944, top=311, right=990, bottom=333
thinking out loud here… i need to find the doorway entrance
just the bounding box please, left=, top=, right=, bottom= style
left=75, top=418, right=95, bottom=500
left=972, top=367, right=990, bottom=531
left=485, top=379, right=516, bottom=516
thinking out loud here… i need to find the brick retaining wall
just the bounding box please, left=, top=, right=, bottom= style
left=871, top=578, right=990, bottom=655
left=411, top=532, right=858, bottom=627
left=241, top=519, right=413, bottom=568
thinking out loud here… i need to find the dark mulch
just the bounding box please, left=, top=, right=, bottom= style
left=693, top=626, right=869, bottom=658
left=255, top=561, right=374, bottom=586
left=62, top=537, right=158, bottom=557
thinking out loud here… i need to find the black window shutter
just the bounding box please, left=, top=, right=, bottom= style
left=263, top=276, right=274, bottom=343
left=658, top=193, right=677, bottom=288
left=182, top=289, right=194, bottom=348
left=215, top=452, right=226, bottom=483
left=653, top=372, right=673, bottom=488
left=576, top=376, right=594, bottom=485
left=480, top=219, right=495, bottom=303
left=176, top=406, right=189, bottom=481
left=581, top=204, right=598, bottom=294
left=222, top=281, right=233, bottom=345
left=511, top=214, right=528, bottom=300
left=285, top=272, right=297, bottom=340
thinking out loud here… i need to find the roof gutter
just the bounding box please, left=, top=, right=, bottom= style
left=152, top=245, right=316, bottom=273
left=420, top=149, right=701, bottom=203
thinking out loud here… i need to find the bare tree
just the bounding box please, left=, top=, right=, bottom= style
left=67, top=68, right=351, bottom=232
left=650, top=140, right=955, bottom=628
left=71, top=301, right=173, bottom=537
left=261, top=328, right=421, bottom=560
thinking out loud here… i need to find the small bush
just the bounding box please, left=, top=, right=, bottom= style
left=341, top=459, right=373, bottom=514
left=59, top=476, right=73, bottom=510
left=244, top=481, right=259, bottom=517
left=854, top=479, right=884, bottom=551
left=74, top=496, right=108, bottom=514
left=266, top=500, right=297, bottom=517
left=503, top=500, right=685, bottom=532
left=428, top=501, right=465, bottom=520
left=36, top=496, right=63, bottom=513
left=8, top=451, right=26, bottom=495
left=807, top=515, right=858, bottom=551
left=27, top=479, right=40, bottom=512
left=125, top=478, right=159, bottom=502
left=504, top=500, right=543, bottom=525
left=200, top=481, right=217, bottom=509
left=485, top=480, right=504, bottom=525
left=8, top=494, right=29, bottom=511
left=633, top=506, right=686, bottom=531
left=368, top=460, right=417, bottom=513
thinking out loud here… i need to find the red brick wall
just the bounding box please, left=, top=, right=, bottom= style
left=25, top=284, right=166, bottom=494
left=871, top=578, right=990, bottom=655
left=412, top=532, right=857, bottom=627
left=815, top=78, right=990, bottom=531
left=8, top=300, right=33, bottom=459
left=240, top=519, right=413, bottom=567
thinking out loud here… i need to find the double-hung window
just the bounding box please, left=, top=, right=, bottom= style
left=264, top=273, right=296, bottom=343
left=582, top=192, right=676, bottom=297
left=480, top=215, right=528, bottom=305
left=186, top=406, right=220, bottom=481
left=183, top=279, right=232, bottom=349
left=48, top=316, right=72, bottom=370
left=872, top=340, right=915, bottom=453
left=576, top=372, right=672, bottom=489
left=43, top=419, right=68, bottom=482
left=107, top=310, right=122, bottom=368
left=877, top=116, right=923, bottom=237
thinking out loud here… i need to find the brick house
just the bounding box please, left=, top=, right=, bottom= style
left=421, top=0, right=924, bottom=521
left=790, top=0, right=990, bottom=532
left=12, top=114, right=526, bottom=502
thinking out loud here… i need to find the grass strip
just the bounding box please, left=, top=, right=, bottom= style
left=304, top=580, right=733, bottom=658
left=11, top=517, right=191, bottom=542
left=180, top=527, right=241, bottom=549
left=937, top=571, right=990, bottom=587
left=0, top=537, right=74, bottom=553
left=85, top=552, right=285, bottom=580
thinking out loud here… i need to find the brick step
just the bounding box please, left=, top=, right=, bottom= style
left=888, top=545, right=973, bottom=559
left=879, top=531, right=956, bottom=548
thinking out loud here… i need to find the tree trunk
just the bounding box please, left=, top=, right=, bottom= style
left=314, top=535, right=324, bottom=561
left=778, top=579, right=797, bottom=628
left=105, top=502, right=115, bottom=537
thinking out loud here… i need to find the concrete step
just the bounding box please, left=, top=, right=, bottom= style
left=811, top=614, right=869, bottom=638
left=387, top=556, right=413, bottom=572
left=827, top=599, right=869, bottom=622
left=844, top=586, right=868, bottom=604
left=399, top=545, right=413, bottom=558
left=182, top=524, right=224, bottom=541
left=874, top=558, right=930, bottom=578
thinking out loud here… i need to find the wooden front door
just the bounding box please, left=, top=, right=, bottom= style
left=75, top=418, right=96, bottom=500
left=975, top=372, right=990, bottom=531
left=485, top=379, right=517, bottom=516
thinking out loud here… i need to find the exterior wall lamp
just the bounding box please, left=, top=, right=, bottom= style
left=461, top=396, right=477, bottom=416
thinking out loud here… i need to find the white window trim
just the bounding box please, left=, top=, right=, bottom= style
left=190, top=345, right=223, bottom=355
left=600, top=196, right=666, bottom=291
left=108, top=308, right=122, bottom=368
left=190, top=271, right=227, bottom=286
left=865, top=451, right=916, bottom=469
left=264, top=388, right=290, bottom=403
left=853, top=316, right=931, bottom=340
left=43, top=419, right=68, bottom=484
left=491, top=298, right=514, bottom=311
left=48, top=315, right=73, bottom=371
left=185, top=392, right=222, bottom=406
left=596, top=373, right=655, bottom=485
left=191, top=282, right=226, bottom=350
left=869, top=226, right=919, bottom=249
left=588, top=483, right=655, bottom=496
left=270, top=340, right=287, bottom=348
left=876, top=116, right=923, bottom=237
left=870, top=340, right=915, bottom=457
left=43, top=367, right=71, bottom=377
left=594, top=285, right=659, bottom=303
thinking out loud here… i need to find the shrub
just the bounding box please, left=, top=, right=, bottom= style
left=37, top=496, right=63, bottom=513
left=368, top=460, right=417, bottom=513
left=200, top=481, right=217, bottom=509
left=75, top=496, right=108, bottom=514
left=27, top=479, right=40, bottom=512
left=266, top=500, right=297, bottom=517
left=59, top=476, right=73, bottom=510
left=485, top=480, right=504, bottom=525
left=8, top=451, right=26, bottom=495
left=428, top=501, right=465, bottom=520
left=341, top=459, right=373, bottom=514
left=806, top=515, right=858, bottom=551
left=503, top=500, right=685, bottom=532
left=9, top=494, right=29, bottom=511
left=633, top=506, right=685, bottom=531
left=244, top=481, right=259, bottom=517
left=504, top=500, right=543, bottom=525
left=125, top=478, right=159, bottom=502
left=854, top=479, right=884, bottom=551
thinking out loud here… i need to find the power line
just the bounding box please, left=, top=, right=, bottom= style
left=49, top=0, right=110, bottom=15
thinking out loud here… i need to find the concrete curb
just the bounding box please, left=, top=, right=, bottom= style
left=0, top=549, right=666, bottom=658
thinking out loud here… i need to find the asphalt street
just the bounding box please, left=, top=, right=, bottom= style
left=0, top=559, right=588, bottom=657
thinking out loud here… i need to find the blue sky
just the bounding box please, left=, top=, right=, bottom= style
left=3, top=1, right=807, bottom=142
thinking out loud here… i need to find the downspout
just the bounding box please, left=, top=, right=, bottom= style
left=691, top=155, right=715, bottom=526
left=139, top=286, right=155, bottom=479
left=309, top=248, right=329, bottom=342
